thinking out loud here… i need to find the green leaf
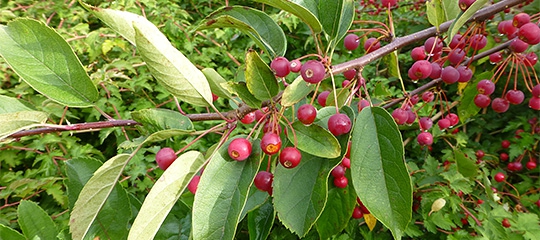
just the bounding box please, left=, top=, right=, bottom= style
left=446, top=0, right=489, bottom=44
left=0, top=18, right=98, bottom=107
left=66, top=157, right=131, bottom=240
left=79, top=2, right=141, bottom=45
left=0, top=95, right=33, bottom=114
left=131, top=108, right=194, bottom=133
left=318, top=0, right=355, bottom=48
left=426, top=0, right=447, bottom=29
left=384, top=50, right=403, bottom=81
left=253, top=0, right=322, bottom=33
left=245, top=51, right=279, bottom=101
left=288, top=121, right=341, bottom=159
left=228, top=81, right=262, bottom=108
left=129, top=151, right=206, bottom=240
left=325, top=88, right=350, bottom=107
left=315, top=182, right=357, bottom=240
left=454, top=150, right=478, bottom=178
left=202, top=68, right=233, bottom=99
left=70, top=154, right=131, bottom=240
left=350, top=107, right=412, bottom=240
left=0, top=224, right=25, bottom=240
left=248, top=200, right=275, bottom=240
left=441, top=0, right=460, bottom=20
left=0, top=111, right=48, bottom=140
left=457, top=72, right=492, bottom=122
left=192, top=138, right=262, bottom=240
left=197, top=6, right=287, bottom=57
left=133, top=22, right=213, bottom=107
left=241, top=187, right=270, bottom=220
left=143, top=129, right=195, bottom=145
left=273, top=152, right=339, bottom=237
left=281, top=76, right=316, bottom=107
left=17, top=200, right=57, bottom=240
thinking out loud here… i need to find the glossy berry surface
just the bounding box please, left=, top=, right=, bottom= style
left=333, top=176, right=348, bottom=188
left=518, top=22, right=540, bottom=45
left=494, top=172, right=505, bottom=182
left=441, top=66, right=459, bottom=84
left=270, top=56, right=290, bottom=77
left=188, top=175, right=200, bottom=194
left=477, top=80, right=495, bottom=95
left=419, top=117, right=433, bottom=131
left=297, top=104, right=317, bottom=125
left=254, top=171, right=273, bottom=193
left=301, top=60, right=326, bottom=84
left=156, top=147, right=177, bottom=170
left=228, top=138, right=252, bottom=161
left=491, top=98, right=510, bottom=113
left=501, top=140, right=511, bottom=149
left=526, top=161, right=537, bottom=170
left=289, top=59, right=302, bottom=72
left=261, top=132, right=282, bottom=155
left=279, top=147, right=302, bottom=168
left=344, top=33, right=360, bottom=51
left=422, top=91, right=435, bottom=102
left=409, top=60, right=432, bottom=80
left=317, top=91, right=330, bottom=107
left=331, top=165, right=346, bottom=178
left=474, top=94, right=491, bottom=108
left=352, top=206, right=364, bottom=219
left=392, top=108, right=409, bottom=125
left=502, top=218, right=511, bottom=228
left=417, top=132, right=433, bottom=146
left=505, top=90, right=524, bottom=105
left=328, top=113, right=352, bottom=136
left=240, top=111, right=256, bottom=124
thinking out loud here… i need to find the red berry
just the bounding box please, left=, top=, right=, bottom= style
left=188, top=175, right=200, bottom=194
left=263, top=121, right=282, bottom=134
left=459, top=0, right=475, bottom=10
left=505, top=90, right=524, bottom=105
left=358, top=99, right=370, bottom=112
left=518, top=23, right=540, bottom=45
left=156, top=147, right=177, bottom=170
left=301, top=60, right=326, bottom=84
left=422, top=91, right=435, bottom=102
left=498, top=20, right=518, bottom=37
left=510, top=39, right=529, bottom=53
left=228, top=138, right=252, bottom=161
left=410, top=47, right=426, bottom=61
left=500, top=152, right=509, bottom=162
left=419, top=117, right=433, bottom=131
left=212, top=93, right=219, bottom=102
left=392, top=108, right=409, bottom=125
left=441, top=66, right=460, bottom=84
left=381, top=0, right=398, bottom=8
left=344, top=34, right=360, bottom=51
left=489, top=52, right=503, bottom=63
left=352, top=206, right=364, bottom=219
left=457, top=66, right=472, bottom=83
left=523, top=52, right=538, bottom=66
left=536, top=199, right=540, bottom=208
left=470, top=34, right=487, bottom=50
left=492, top=98, right=510, bottom=113
left=328, top=113, right=352, bottom=136
left=526, top=161, right=537, bottom=170
left=406, top=110, right=417, bottom=124
left=270, top=57, right=290, bottom=77
left=501, top=140, right=511, bottom=149
left=331, top=164, right=346, bottom=178
left=417, top=132, right=434, bottom=146
left=240, top=111, right=256, bottom=124
left=409, top=60, right=432, bottom=80
left=342, top=157, right=351, bottom=168
left=446, top=113, right=459, bottom=126
left=449, top=34, right=465, bottom=49
left=474, top=94, right=491, bottom=108
left=513, top=13, right=530, bottom=27
left=477, top=80, right=496, bottom=95
left=254, top=108, right=267, bottom=122
left=438, top=119, right=451, bottom=130
left=279, top=147, right=302, bottom=168
left=261, top=132, right=282, bottom=155
left=533, top=84, right=540, bottom=98
left=529, top=96, right=540, bottom=110
left=343, top=69, right=356, bottom=80
left=502, top=218, right=511, bottom=228
left=289, top=59, right=302, bottom=72
left=317, top=91, right=330, bottom=107
left=475, top=150, right=485, bottom=159
left=494, top=172, right=505, bottom=182
left=333, top=176, right=348, bottom=188
left=424, top=37, right=443, bottom=54
left=297, top=104, right=317, bottom=125
left=477, top=199, right=484, bottom=205
left=429, top=63, right=442, bottom=79
left=254, top=171, right=273, bottom=193
left=364, top=37, right=381, bottom=53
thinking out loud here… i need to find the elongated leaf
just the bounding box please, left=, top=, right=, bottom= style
left=248, top=201, right=275, bottom=240
left=131, top=108, right=194, bottom=133
left=254, top=0, right=322, bottom=33
left=66, top=157, right=131, bottom=240
left=458, top=72, right=491, bottom=121
left=315, top=181, right=357, bottom=239
left=0, top=95, right=33, bottom=113
left=454, top=150, right=478, bottom=178
left=129, top=151, right=206, bottom=240
left=202, top=68, right=233, bottom=99
left=350, top=107, right=412, bottom=240
left=245, top=51, right=279, bottom=101
left=281, top=76, right=316, bottom=107
left=241, top=187, right=269, bottom=220
left=318, top=0, right=355, bottom=48
left=228, top=81, right=262, bottom=108
left=0, top=111, right=48, bottom=140
left=0, top=224, right=25, bottom=240
left=143, top=129, right=194, bottom=144
left=197, top=6, right=286, bottom=57
left=446, top=0, right=489, bottom=44
left=384, top=50, right=403, bottom=81
left=70, top=154, right=131, bottom=240
left=273, top=151, right=340, bottom=237
left=427, top=0, right=447, bottom=29
left=442, top=0, right=460, bottom=20
left=325, top=88, right=350, bottom=107
left=79, top=2, right=141, bottom=45
left=17, top=200, right=57, bottom=240
left=133, top=22, right=213, bottom=107
left=288, top=122, right=341, bottom=158
left=0, top=19, right=98, bottom=107
left=192, top=138, right=262, bottom=240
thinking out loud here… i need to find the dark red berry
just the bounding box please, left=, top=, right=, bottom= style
left=352, top=206, right=364, bottom=219
left=290, top=59, right=302, bottom=72
left=358, top=99, right=370, bottom=112
left=279, top=147, right=302, bottom=168
left=470, top=34, right=487, bottom=50
left=489, top=52, right=503, bottom=63
left=188, top=175, right=200, bottom=194
left=457, top=66, right=472, bottom=83
left=494, top=172, right=505, bottom=182
left=270, top=57, right=291, bottom=77
left=475, top=150, right=485, bottom=159
left=500, top=152, right=509, bottom=162
left=441, top=66, right=460, bottom=84
left=343, top=69, right=356, bottom=80
left=333, top=176, right=348, bottom=188
left=344, top=34, right=360, bottom=51
left=502, top=218, right=511, bottom=228
left=530, top=96, right=540, bottom=110
left=527, top=161, right=537, bottom=170
left=301, top=60, right=326, bottom=84
left=342, top=157, right=351, bottom=168
left=331, top=164, right=346, bottom=178
left=518, top=22, right=540, bottom=45
left=317, top=91, right=330, bottom=107
left=410, top=46, right=426, bottom=61
left=419, top=117, right=433, bottom=131
left=254, top=171, right=273, bottom=193
left=297, top=104, right=317, bottom=125
left=491, top=98, right=510, bottom=113
left=392, top=108, right=409, bottom=125
left=261, top=132, right=282, bottom=155
left=240, top=111, right=256, bottom=124
left=448, top=48, right=466, bottom=65
left=501, top=140, right=511, bottom=149
left=417, top=132, right=433, bottom=146
left=328, top=113, right=352, bottom=136
left=505, top=90, right=524, bottom=105
left=364, top=37, right=381, bottom=53
left=228, top=138, right=252, bottom=161
left=156, top=147, right=177, bottom=170
left=422, top=91, right=435, bottom=102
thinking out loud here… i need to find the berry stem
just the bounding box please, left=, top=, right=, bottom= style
left=459, top=204, right=482, bottom=226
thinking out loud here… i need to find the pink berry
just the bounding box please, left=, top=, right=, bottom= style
left=491, top=98, right=510, bottom=113
left=533, top=84, right=540, bottom=98
left=381, top=0, right=398, bottom=8
left=254, top=171, right=273, bottom=193
left=494, top=172, right=505, bottom=182
left=505, top=90, right=525, bottom=105
left=240, top=111, right=256, bottom=124
left=188, top=175, right=201, bottom=194
left=448, top=48, right=466, bottom=66
left=530, top=96, right=540, bottom=110
left=352, top=206, right=364, bottom=219
left=417, top=132, right=434, bottom=146
left=500, top=152, right=509, bottom=162
left=526, top=161, right=537, bottom=170
left=422, top=91, right=435, bottom=102
left=261, top=132, right=282, bottom=155
left=270, top=57, right=290, bottom=77
left=364, top=37, right=381, bottom=53
left=409, top=60, right=432, bottom=80
left=358, top=99, right=370, bottom=112
left=459, top=0, right=475, bottom=10
left=410, top=47, right=426, bottom=61
left=297, top=104, right=317, bottom=125
left=424, top=37, right=443, bottom=54
left=474, top=94, right=491, bottom=108
left=342, top=157, right=351, bottom=168
left=502, top=218, right=511, bottom=228
left=343, top=69, right=357, bottom=80
left=523, top=52, right=538, bottom=66
left=156, top=147, right=177, bottom=170
left=446, top=113, right=459, bottom=126
left=441, top=66, right=460, bottom=84
left=289, top=59, right=302, bottom=73
left=344, top=34, right=360, bottom=51
left=476, top=150, right=485, bottom=159
left=301, top=60, right=326, bottom=84
left=328, top=113, right=352, bottom=136
left=228, top=138, right=252, bottom=161
left=457, top=66, right=472, bottom=83
left=470, top=34, right=487, bottom=50
left=510, top=39, right=529, bottom=53
left=331, top=164, right=346, bottom=178
left=513, top=13, right=530, bottom=28
left=429, top=63, right=442, bottom=79
left=279, top=147, right=302, bottom=168
left=438, top=119, right=451, bottom=130
left=317, top=91, right=330, bottom=107
left=477, top=79, right=496, bottom=95
left=518, top=23, right=540, bottom=45
left=419, top=117, right=433, bottom=131
left=489, top=52, right=503, bottom=63
left=392, top=108, right=409, bottom=125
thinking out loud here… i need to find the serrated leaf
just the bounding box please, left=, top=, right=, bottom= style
left=315, top=183, right=357, bottom=239
left=0, top=18, right=98, bottom=107
left=70, top=154, right=131, bottom=240
left=248, top=200, right=275, bottom=240
left=426, top=0, right=447, bottom=29
left=0, top=111, right=48, bottom=140
left=228, top=81, right=262, bottom=108
left=350, top=107, right=412, bottom=240
left=0, top=224, right=25, bottom=240
left=457, top=79, right=481, bottom=122
left=192, top=138, right=262, bottom=240
left=245, top=51, right=279, bottom=101
left=454, top=150, right=478, bottom=178
left=253, top=0, right=322, bottom=33
left=288, top=122, right=341, bottom=158
left=318, top=0, right=355, bottom=49
left=197, top=6, right=286, bottom=57
left=241, top=187, right=269, bottom=221
left=281, top=76, right=316, bottom=107
left=202, top=68, right=233, bottom=99
left=17, top=200, right=57, bottom=240
left=131, top=108, right=194, bottom=133
left=446, top=0, right=489, bottom=44
left=0, top=95, right=33, bottom=114
left=129, top=151, right=205, bottom=240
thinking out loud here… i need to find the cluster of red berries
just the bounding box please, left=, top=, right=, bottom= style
left=270, top=56, right=326, bottom=84
left=344, top=33, right=381, bottom=53
left=358, top=0, right=398, bottom=15
left=332, top=144, right=352, bottom=188
left=352, top=198, right=371, bottom=219
left=155, top=147, right=201, bottom=194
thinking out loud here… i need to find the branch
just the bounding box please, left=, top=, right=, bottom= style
left=7, top=120, right=140, bottom=139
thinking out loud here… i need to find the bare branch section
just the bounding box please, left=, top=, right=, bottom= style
left=6, top=0, right=525, bottom=139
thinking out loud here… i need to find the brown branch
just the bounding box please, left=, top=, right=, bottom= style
left=8, top=120, right=140, bottom=139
